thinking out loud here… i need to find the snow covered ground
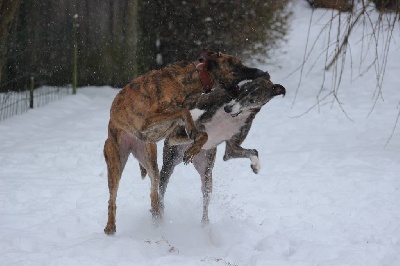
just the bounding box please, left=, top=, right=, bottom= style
left=1, top=2, right=399, bottom=265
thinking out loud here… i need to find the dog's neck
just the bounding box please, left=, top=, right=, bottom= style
left=193, top=58, right=214, bottom=93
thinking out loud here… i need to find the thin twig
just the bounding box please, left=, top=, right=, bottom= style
left=292, top=8, right=315, bottom=108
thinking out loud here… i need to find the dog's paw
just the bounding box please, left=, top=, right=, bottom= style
left=104, top=224, right=116, bottom=235
left=223, top=153, right=230, bottom=161
left=183, top=152, right=194, bottom=165
left=251, top=164, right=260, bottom=174
left=150, top=208, right=163, bottom=226
left=183, top=145, right=200, bottom=164
left=250, top=155, right=261, bottom=174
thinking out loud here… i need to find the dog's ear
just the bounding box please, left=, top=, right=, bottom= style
left=201, top=49, right=220, bottom=59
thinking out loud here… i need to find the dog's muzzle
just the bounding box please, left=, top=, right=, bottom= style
left=272, top=84, right=286, bottom=97
left=224, top=104, right=242, bottom=117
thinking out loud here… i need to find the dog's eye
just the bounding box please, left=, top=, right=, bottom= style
left=249, top=99, right=256, bottom=104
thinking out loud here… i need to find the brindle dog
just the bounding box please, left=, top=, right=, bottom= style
left=158, top=74, right=286, bottom=224
left=103, top=49, right=265, bottom=235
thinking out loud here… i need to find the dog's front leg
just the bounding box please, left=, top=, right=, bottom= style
left=183, top=131, right=208, bottom=165
left=224, top=140, right=260, bottom=174
left=165, top=126, right=192, bottom=146
left=142, top=109, right=208, bottom=164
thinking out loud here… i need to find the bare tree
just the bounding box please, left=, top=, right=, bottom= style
left=295, top=0, right=399, bottom=138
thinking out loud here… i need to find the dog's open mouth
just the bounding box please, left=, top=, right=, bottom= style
left=224, top=103, right=242, bottom=117
left=230, top=110, right=242, bottom=117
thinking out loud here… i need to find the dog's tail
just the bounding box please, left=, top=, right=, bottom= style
left=139, top=164, right=147, bottom=179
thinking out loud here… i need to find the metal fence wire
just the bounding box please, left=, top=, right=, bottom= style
left=0, top=86, right=72, bottom=121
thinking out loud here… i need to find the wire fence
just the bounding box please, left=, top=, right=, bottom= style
left=0, top=12, right=78, bottom=122
left=0, top=85, right=72, bottom=121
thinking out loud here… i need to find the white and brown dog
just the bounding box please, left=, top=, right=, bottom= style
left=158, top=73, right=286, bottom=223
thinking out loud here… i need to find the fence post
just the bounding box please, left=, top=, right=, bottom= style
left=29, top=76, right=34, bottom=109
left=72, top=14, right=78, bottom=95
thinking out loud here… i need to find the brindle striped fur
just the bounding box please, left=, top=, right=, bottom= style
left=103, top=49, right=265, bottom=235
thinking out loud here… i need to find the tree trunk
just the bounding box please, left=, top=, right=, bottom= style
left=0, top=0, right=20, bottom=83
left=136, top=0, right=159, bottom=76
left=122, top=0, right=138, bottom=81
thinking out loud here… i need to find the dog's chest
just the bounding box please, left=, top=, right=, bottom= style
left=192, top=107, right=250, bottom=150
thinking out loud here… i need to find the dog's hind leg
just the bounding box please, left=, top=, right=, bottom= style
left=159, top=141, right=186, bottom=215
left=139, top=142, right=162, bottom=222
left=103, top=134, right=130, bottom=235
left=224, top=140, right=260, bottom=174
left=193, top=148, right=216, bottom=224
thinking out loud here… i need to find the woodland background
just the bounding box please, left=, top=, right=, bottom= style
left=0, top=0, right=397, bottom=93
left=0, top=0, right=290, bottom=92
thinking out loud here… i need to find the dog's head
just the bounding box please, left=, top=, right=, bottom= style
left=200, top=49, right=265, bottom=93
left=223, top=73, right=286, bottom=117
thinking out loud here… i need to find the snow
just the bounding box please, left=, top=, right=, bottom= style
left=1, top=2, right=400, bottom=265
